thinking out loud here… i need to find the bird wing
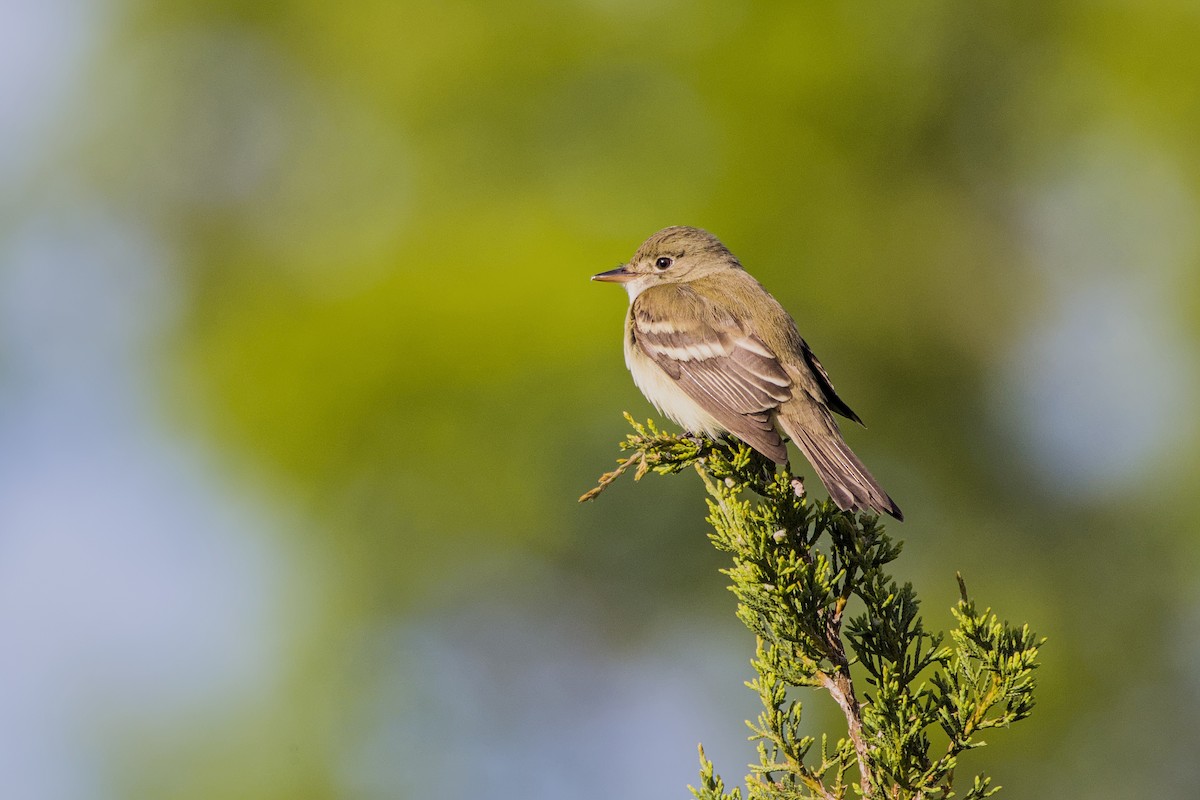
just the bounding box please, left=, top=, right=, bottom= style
left=631, top=286, right=793, bottom=462
left=797, top=340, right=865, bottom=426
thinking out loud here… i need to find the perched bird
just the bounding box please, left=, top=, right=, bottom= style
left=593, top=226, right=902, bottom=520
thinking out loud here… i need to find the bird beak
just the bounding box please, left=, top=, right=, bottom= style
left=592, top=265, right=635, bottom=283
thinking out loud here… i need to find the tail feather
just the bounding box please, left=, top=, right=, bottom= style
left=779, top=412, right=903, bottom=521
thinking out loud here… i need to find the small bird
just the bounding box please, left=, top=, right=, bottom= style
left=593, top=226, right=902, bottom=520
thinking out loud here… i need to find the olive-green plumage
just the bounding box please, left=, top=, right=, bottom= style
left=593, top=226, right=902, bottom=520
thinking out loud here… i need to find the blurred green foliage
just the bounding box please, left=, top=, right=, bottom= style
left=63, top=0, right=1200, bottom=798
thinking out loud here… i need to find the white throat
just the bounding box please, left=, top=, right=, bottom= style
left=623, top=275, right=654, bottom=301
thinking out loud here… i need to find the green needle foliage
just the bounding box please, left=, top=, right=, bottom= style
left=582, top=415, right=1043, bottom=800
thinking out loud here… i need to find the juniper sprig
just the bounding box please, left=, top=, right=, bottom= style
left=583, top=416, right=1043, bottom=800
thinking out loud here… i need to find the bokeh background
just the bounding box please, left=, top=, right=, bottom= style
left=3, top=1, right=1200, bottom=798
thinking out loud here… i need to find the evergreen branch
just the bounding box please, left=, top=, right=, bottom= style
left=579, top=413, right=722, bottom=502
left=586, top=417, right=1043, bottom=800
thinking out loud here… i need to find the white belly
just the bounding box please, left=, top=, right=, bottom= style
left=625, top=335, right=728, bottom=436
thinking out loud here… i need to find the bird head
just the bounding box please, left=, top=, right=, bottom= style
left=592, top=226, right=742, bottom=299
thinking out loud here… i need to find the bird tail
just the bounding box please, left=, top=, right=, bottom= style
left=778, top=411, right=903, bottom=521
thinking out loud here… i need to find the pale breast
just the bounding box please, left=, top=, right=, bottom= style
left=624, top=334, right=728, bottom=436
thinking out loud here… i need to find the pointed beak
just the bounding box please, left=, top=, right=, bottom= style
left=592, top=265, right=635, bottom=283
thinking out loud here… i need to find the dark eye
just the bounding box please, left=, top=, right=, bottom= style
left=654, top=256, right=673, bottom=270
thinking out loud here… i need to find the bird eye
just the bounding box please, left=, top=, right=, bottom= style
left=654, top=256, right=673, bottom=270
